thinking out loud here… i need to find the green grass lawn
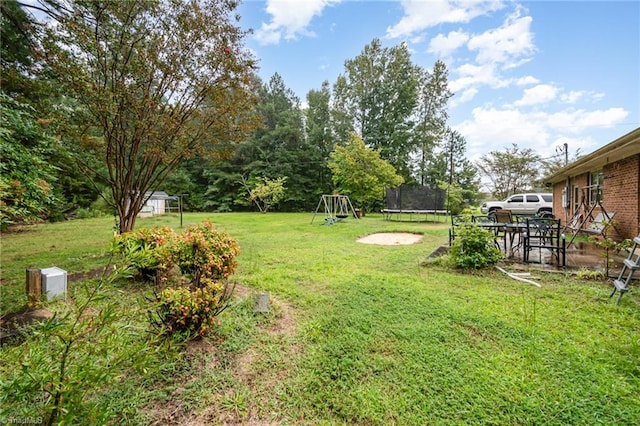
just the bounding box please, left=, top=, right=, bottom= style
left=2, top=212, right=639, bottom=424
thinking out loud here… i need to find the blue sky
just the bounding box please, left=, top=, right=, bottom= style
left=236, top=0, right=639, bottom=162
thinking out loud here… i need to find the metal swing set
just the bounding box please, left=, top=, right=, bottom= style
left=311, top=194, right=359, bottom=225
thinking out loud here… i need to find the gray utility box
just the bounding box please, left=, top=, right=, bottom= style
left=41, top=267, right=67, bottom=300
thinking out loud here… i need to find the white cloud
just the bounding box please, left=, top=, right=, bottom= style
left=428, top=30, right=469, bottom=56
left=410, top=34, right=426, bottom=44
left=450, top=87, right=478, bottom=107
left=545, top=108, right=629, bottom=132
left=255, top=0, right=341, bottom=45
left=514, top=84, right=559, bottom=106
left=447, top=8, right=536, bottom=106
left=516, top=76, right=539, bottom=86
left=255, top=25, right=284, bottom=45
left=560, top=90, right=605, bottom=104
left=455, top=105, right=630, bottom=160
left=386, top=0, right=506, bottom=38
left=467, top=10, right=535, bottom=66
left=457, top=107, right=548, bottom=153
left=560, top=90, right=584, bottom=104
left=449, top=62, right=504, bottom=93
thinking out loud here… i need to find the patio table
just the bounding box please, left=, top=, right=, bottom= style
left=476, top=222, right=527, bottom=258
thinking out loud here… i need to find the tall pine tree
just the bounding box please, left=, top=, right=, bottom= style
left=332, top=39, right=419, bottom=181
left=412, top=60, right=452, bottom=186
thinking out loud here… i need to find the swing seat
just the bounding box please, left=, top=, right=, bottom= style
left=311, top=194, right=359, bottom=225
left=584, top=212, right=615, bottom=234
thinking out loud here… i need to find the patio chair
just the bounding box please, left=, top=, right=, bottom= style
left=492, top=209, right=523, bottom=254
left=493, top=209, right=512, bottom=224
left=472, top=214, right=495, bottom=224
left=523, top=218, right=566, bottom=267
left=474, top=214, right=503, bottom=249
left=449, top=215, right=465, bottom=246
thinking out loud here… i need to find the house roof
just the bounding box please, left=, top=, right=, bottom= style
left=544, top=127, right=640, bottom=185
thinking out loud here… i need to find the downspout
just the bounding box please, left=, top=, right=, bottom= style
left=565, top=177, right=571, bottom=226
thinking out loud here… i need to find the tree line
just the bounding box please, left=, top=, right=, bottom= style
left=2, top=0, right=560, bottom=233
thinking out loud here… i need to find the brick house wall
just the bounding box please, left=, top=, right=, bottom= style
left=602, top=154, right=640, bottom=239
left=546, top=127, right=640, bottom=241
left=552, top=174, right=587, bottom=226
left=552, top=154, right=640, bottom=240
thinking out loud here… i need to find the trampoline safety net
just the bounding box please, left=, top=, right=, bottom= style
left=385, top=185, right=446, bottom=211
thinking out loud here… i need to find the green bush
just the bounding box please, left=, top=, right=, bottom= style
left=75, top=207, right=107, bottom=219
left=169, top=220, right=240, bottom=288
left=450, top=223, right=502, bottom=269
left=114, top=221, right=240, bottom=340
left=0, top=275, right=156, bottom=425
left=575, top=268, right=605, bottom=281
left=150, top=280, right=234, bottom=340
left=114, top=226, right=176, bottom=280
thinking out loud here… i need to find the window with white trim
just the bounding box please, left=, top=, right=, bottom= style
left=588, top=171, right=604, bottom=205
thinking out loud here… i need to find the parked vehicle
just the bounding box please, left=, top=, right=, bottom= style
left=480, top=193, right=553, bottom=216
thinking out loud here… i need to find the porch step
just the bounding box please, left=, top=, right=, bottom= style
left=613, top=279, right=629, bottom=292
left=611, top=233, right=640, bottom=304
left=624, top=259, right=640, bottom=270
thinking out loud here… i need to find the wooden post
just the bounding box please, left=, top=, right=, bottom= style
left=26, top=268, right=42, bottom=307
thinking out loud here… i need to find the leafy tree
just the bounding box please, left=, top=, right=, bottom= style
left=229, top=74, right=319, bottom=211
left=247, top=176, right=287, bottom=213
left=438, top=181, right=464, bottom=215
left=0, top=94, right=58, bottom=229
left=541, top=145, right=583, bottom=179
left=305, top=80, right=335, bottom=196
left=39, top=0, right=259, bottom=233
left=412, top=60, right=452, bottom=184
left=203, top=162, right=249, bottom=212
left=328, top=133, right=404, bottom=211
left=2, top=1, right=102, bottom=218
left=429, top=130, right=480, bottom=208
left=1, top=0, right=37, bottom=98
left=194, top=77, right=337, bottom=213
left=476, top=143, right=542, bottom=199
left=329, top=75, right=353, bottom=148
left=0, top=0, right=53, bottom=103
left=332, top=39, right=419, bottom=180
left=160, top=158, right=208, bottom=211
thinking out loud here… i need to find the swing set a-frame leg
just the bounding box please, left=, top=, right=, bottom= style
left=311, top=197, right=324, bottom=224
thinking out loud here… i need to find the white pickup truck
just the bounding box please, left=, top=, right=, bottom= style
left=480, top=193, right=553, bottom=216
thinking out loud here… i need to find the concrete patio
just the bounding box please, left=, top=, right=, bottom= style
left=498, top=234, right=629, bottom=276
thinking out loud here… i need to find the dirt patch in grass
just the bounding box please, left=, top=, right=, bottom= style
left=217, top=288, right=299, bottom=424
left=0, top=309, right=53, bottom=344
left=68, top=266, right=112, bottom=282
left=357, top=232, right=423, bottom=245
left=148, top=284, right=299, bottom=425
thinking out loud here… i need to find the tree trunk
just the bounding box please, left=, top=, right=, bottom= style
left=116, top=194, right=141, bottom=233
left=120, top=213, right=137, bottom=234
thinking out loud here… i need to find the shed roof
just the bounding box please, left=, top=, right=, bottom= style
left=544, top=127, right=640, bottom=185
left=144, top=191, right=178, bottom=200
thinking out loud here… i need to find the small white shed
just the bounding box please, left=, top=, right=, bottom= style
left=138, top=191, right=179, bottom=217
